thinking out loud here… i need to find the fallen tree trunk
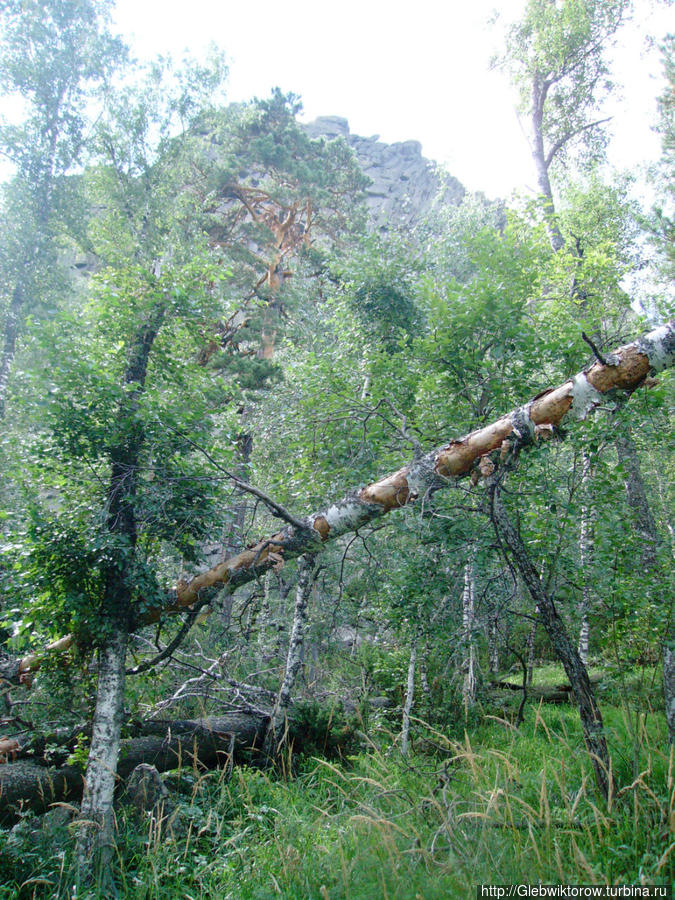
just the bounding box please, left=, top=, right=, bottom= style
left=0, top=713, right=268, bottom=824
left=491, top=681, right=577, bottom=704
left=10, top=319, right=675, bottom=683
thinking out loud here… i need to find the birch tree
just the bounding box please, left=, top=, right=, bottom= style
left=0, top=0, right=124, bottom=418
left=502, top=0, right=630, bottom=247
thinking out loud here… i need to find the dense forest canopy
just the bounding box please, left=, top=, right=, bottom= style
left=0, top=0, right=673, bottom=896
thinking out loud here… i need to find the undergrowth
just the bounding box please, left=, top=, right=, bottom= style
left=0, top=697, right=672, bottom=899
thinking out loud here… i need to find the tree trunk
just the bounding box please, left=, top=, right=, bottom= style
left=75, top=292, right=166, bottom=872
left=488, top=477, right=611, bottom=800
left=665, top=645, right=675, bottom=744
left=526, top=607, right=538, bottom=686
left=461, top=553, right=478, bottom=707
left=0, top=282, right=25, bottom=420
left=265, top=554, right=316, bottom=754
left=530, top=83, right=565, bottom=253
left=420, top=640, right=432, bottom=699
left=487, top=611, right=500, bottom=677
left=615, top=430, right=658, bottom=569
left=615, top=428, right=673, bottom=742
left=12, top=323, right=675, bottom=683
left=150, top=322, right=674, bottom=627
left=578, top=454, right=595, bottom=664
left=75, top=628, right=129, bottom=866
left=401, top=634, right=417, bottom=756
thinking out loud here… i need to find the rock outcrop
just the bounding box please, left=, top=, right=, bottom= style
left=303, top=116, right=465, bottom=228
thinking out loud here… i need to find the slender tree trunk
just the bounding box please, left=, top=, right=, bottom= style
left=12, top=323, right=675, bottom=686
left=461, top=552, right=478, bottom=707
left=420, top=640, right=432, bottom=700
left=615, top=430, right=658, bottom=569
left=530, top=83, right=565, bottom=253
left=265, top=555, right=316, bottom=755
left=487, top=610, right=500, bottom=676
left=488, top=476, right=611, bottom=800
left=401, top=634, right=417, bottom=756
left=526, top=608, right=538, bottom=687
left=256, top=571, right=274, bottom=666
left=665, top=645, right=675, bottom=744
left=76, top=627, right=128, bottom=867
left=0, top=282, right=25, bottom=420
left=578, top=454, right=595, bottom=664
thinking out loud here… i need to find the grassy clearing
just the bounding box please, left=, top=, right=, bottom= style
left=0, top=678, right=673, bottom=898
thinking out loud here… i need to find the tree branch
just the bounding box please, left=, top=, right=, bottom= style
left=544, top=117, right=613, bottom=170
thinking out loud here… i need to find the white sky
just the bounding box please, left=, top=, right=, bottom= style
left=110, top=0, right=673, bottom=200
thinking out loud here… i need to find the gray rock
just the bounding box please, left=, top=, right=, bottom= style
left=7, top=803, right=77, bottom=848
left=303, top=117, right=465, bottom=229
left=123, top=763, right=170, bottom=814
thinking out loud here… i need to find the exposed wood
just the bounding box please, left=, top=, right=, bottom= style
left=10, top=321, right=675, bottom=683
left=162, top=320, right=675, bottom=616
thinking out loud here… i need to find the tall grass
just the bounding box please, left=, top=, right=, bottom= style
left=0, top=701, right=672, bottom=899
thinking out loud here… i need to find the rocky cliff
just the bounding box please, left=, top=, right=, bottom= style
left=303, top=116, right=465, bottom=229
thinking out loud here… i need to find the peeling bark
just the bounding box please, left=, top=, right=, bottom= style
left=9, top=321, right=675, bottom=687
left=154, top=321, right=675, bottom=625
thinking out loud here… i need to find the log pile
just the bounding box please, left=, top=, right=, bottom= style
left=0, top=713, right=268, bottom=823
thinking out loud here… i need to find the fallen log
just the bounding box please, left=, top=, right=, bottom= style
left=7, top=320, right=675, bottom=684
left=0, top=712, right=268, bottom=824
left=491, top=673, right=602, bottom=704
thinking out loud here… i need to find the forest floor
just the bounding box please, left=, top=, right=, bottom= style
left=0, top=664, right=671, bottom=899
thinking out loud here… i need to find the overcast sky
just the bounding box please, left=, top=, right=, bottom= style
left=109, top=0, right=672, bottom=199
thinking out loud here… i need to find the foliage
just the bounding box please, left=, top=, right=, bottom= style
left=0, top=698, right=672, bottom=898
left=0, top=0, right=673, bottom=889
left=501, top=0, right=631, bottom=174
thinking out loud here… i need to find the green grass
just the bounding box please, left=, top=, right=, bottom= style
left=1, top=675, right=673, bottom=898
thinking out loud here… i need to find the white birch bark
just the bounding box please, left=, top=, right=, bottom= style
left=420, top=640, right=431, bottom=700
left=400, top=634, right=417, bottom=756
left=164, top=322, right=675, bottom=622
left=15, top=322, right=675, bottom=684
left=76, top=627, right=129, bottom=867
left=526, top=609, right=538, bottom=687
left=461, top=553, right=478, bottom=707
left=578, top=454, right=595, bottom=664
left=487, top=612, right=500, bottom=676
left=265, top=555, right=315, bottom=754
left=256, top=571, right=273, bottom=666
